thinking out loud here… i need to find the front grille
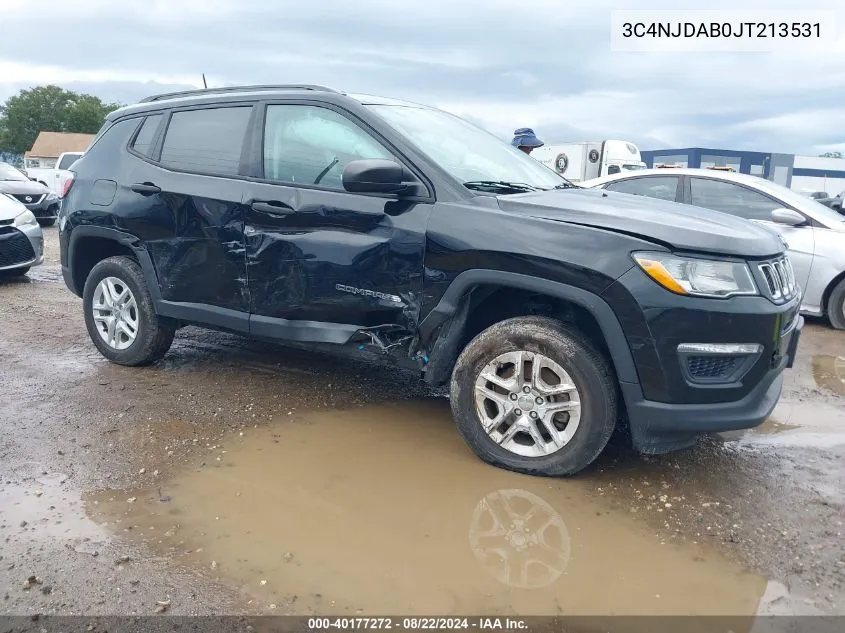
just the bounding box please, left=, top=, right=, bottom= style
left=0, top=226, right=36, bottom=268
left=758, top=255, right=797, bottom=302
left=11, top=193, right=45, bottom=206
left=686, top=355, right=740, bottom=379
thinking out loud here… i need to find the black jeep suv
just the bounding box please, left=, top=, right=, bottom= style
left=59, top=85, right=803, bottom=476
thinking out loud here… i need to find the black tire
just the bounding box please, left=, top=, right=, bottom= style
left=82, top=256, right=175, bottom=366
left=450, top=315, right=618, bottom=477
left=827, top=278, right=845, bottom=330
left=38, top=218, right=56, bottom=227
left=0, top=267, right=30, bottom=279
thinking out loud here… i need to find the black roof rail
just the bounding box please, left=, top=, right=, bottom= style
left=139, top=84, right=340, bottom=103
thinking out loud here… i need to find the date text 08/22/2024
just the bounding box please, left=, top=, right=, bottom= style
left=307, top=617, right=528, bottom=630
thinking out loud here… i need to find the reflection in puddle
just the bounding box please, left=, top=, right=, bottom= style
left=812, top=355, right=845, bottom=396
left=1, top=468, right=108, bottom=547
left=87, top=399, right=770, bottom=615
left=27, top=265, right=63, bottom=284
left=469, top=489, right=570, bottom=589
left=754, top=419, right=797, bottom=435
left=718, top=415, right=798, bottom=442
left=730, top=400, right=845, bottom=448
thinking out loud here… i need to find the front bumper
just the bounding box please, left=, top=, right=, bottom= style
left=623, top=314, right=803, bottom=453
left=0, top=223, right=44, bottom=272
left=15, top=194, right=61, bottom=220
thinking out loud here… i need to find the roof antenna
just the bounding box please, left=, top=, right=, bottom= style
left=202, top=73, right=208, bottom=89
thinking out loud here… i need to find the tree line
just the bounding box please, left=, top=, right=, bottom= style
left=2, top=85, right=841, bottom=163
left=0, top=85, right=122, bottom=158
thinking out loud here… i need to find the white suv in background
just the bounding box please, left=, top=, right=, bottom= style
left=581, top=168, right=845, bottom=330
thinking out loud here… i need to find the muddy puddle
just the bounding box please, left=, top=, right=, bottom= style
left=812, top=355, right=845, bottom=397
left=1, top=463, right=111, bottom=554
left=86, top=399, right=778, bottom=617
left=726, top=399, right=845, bottom=449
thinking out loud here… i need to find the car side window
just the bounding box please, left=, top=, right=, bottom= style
left=689, top=177, right=781, bottom=221
left=57, top=153, right=82, bottom=170
left=160, top=106, right=252, bottom=176
left=603, top=176, right=679, bottom=201
left=263, top=104, right=393, bottom=190
left=130, top=114, right=163, bottom=158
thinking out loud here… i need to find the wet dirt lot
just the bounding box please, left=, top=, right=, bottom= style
left=1, top=227, right=843, bottom=618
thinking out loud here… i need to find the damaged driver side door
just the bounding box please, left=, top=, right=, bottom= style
left=242, top=102, right=432, bottom=344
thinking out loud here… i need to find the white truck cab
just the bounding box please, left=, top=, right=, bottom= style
left=24, top=152, right=84, bottom=196
left=531, top=140, right=646, bottom=183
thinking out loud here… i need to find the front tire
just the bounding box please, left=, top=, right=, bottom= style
left=38, top=218, right=56, bottom=227
left=82, top=256, right=175, bottom=366
left=827, top=278, right=845, bottom=330
left=450, top=316, right=618, bottom=477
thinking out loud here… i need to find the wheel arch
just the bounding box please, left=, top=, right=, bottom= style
left=419, top=270, right=638, bottom=389
left=822, top=269, right=845, bottom=314
left=68, top=226, right=161, bottom=302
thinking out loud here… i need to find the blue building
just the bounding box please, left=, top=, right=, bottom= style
left=640, top=147, right=845, bottom=197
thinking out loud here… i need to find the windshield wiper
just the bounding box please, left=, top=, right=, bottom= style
left=463, top=180, right=545, bottom=193
left=553, top=179, right=578, bottom=189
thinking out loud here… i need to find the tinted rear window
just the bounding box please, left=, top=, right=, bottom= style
left=58, top=153, right=83, bottom=170
left=159, top=106, right=252, bottom=176
left=131, top=114, right=163, bottom=157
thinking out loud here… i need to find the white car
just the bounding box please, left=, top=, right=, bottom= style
left=0, top=193, right=44, bottom=279
left=580, top=168, right=845, bottom=330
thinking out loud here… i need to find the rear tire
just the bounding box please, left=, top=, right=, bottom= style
left=82, top=256, right=175, bottom=366
left=450, top=316, right=618, bottom=476
left=828, top=279, right=845, bottom=331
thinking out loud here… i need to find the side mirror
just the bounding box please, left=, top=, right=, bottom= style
left=770, top=208, right=806, bottom=226
left=342, top=159, right=414, bottom=195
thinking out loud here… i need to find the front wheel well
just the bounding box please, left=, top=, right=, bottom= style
left=424, top=284, right=614, bottom=387
left=822, top=270, right=845, bottom=314
left=71, top=236, right=138, bottom=294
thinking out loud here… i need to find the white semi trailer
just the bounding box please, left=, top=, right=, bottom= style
left=530, top=140, right=646, bottom=182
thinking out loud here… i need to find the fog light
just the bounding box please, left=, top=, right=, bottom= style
left=677, top=343, right=762, bottom=355
left=677, top=343, right=763, bottom=386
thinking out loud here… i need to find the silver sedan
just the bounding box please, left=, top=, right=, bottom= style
left=0, top=192, right=44, bottom=279
left=580, top=168, right=845, bottom=330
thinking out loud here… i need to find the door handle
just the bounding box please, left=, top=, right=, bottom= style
left=250, top=200, right=294, bottom=216
left=130, top=182, right=161, bottom=195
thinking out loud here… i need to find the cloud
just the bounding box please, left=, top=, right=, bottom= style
left=0, top=0, right=843, bottom=154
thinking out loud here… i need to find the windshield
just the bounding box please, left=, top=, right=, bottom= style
left=0, top=163, right=29, bottom=182
left=366, top=104, right=571, bottom=193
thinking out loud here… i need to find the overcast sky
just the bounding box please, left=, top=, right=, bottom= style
left=1, top=0, right=843, bottom=155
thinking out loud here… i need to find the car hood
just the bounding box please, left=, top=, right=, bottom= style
left=496, top=188, right=785, bottom=258
left=0, top=194, right=27, bottom=221
left=0, top=179, right=50, bottom=196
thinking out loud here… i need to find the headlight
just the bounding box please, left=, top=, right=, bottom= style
left=12, top=209, right=38, bottom=228
left=632, top=251, right=758, bottom=298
